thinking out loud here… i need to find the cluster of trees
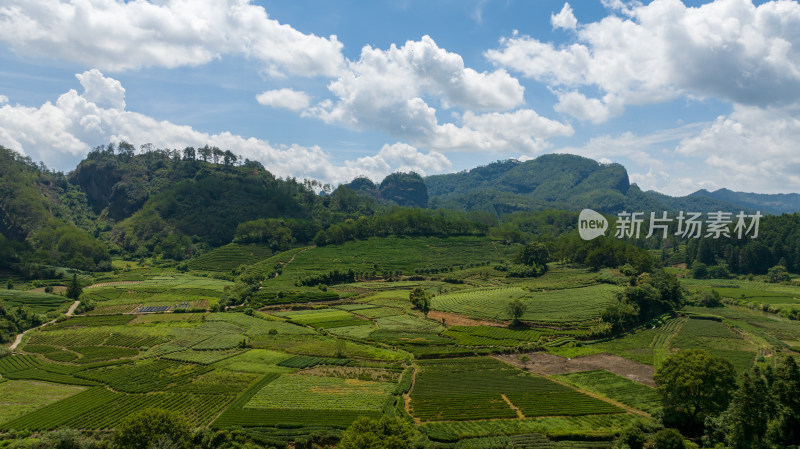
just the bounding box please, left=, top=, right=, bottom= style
left=0, top=305, right=47, bottom=344
left=296, top=269, right=356, bottom=287
left=601, top=270, right=683, bottom=332
left=409, top=287, right=430, bottom=315
left=651, top=349, right=800, bottom=448
left=682, top=214, right=800, bottom=275
left=313, top=208, right=489, bottom=246
left=550, top=234, right=656, bottom=273
left=233, top=218, right=319, bottom=251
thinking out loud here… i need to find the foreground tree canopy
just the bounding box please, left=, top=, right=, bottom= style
left=654, top=349, right=737, bottom=435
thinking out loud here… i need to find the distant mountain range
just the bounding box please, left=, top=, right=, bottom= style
left=688, top=188, right=800, bottom=215
left=424, top=154, right=799, bottom=215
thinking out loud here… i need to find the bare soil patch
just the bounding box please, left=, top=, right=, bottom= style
left=427, top=310, right=504, bottom=327
left=495, top=352, right=656, bottom=387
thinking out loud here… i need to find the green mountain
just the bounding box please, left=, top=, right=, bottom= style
left=690, top=188, right=800, bottom=215
left=0, top=146, right=109, bottom=272
left=425, top=154, right=759, bottom=215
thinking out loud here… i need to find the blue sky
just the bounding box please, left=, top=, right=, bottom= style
left=1, top=0, right=798, bottom=195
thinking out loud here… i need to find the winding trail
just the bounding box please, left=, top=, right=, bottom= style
left=273, top=247, right=312, bottom=278
left=8, top=300, right=80, bottom=352
left=403, top=366, right=421, bottom=424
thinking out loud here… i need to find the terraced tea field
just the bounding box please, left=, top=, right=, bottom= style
left=554, top=370, right=661, bottom=415
left=410, top=358, right=621, bottom=421
left=430, top=284, right=621, bottom=324
left=3, top=243, right=799, bottom=448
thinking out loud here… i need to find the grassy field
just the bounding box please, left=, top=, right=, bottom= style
left=0, top=381, right=86, bottom=424
left=0, top=289, right=71, bottom=314
left=430, top=284, right=621, bottom=324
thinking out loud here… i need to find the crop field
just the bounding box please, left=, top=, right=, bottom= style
left=173, top=369, right=261, bottom=394
left=273, top=309, right=370, bottom=329
left=276, top=355, right=350, bottom=368
left=443, top=326, right=584, bottom=347
left=0, top=386, right=233, bottom=430
left=187, top=243, right=272, bottom=272
left=548, top=316, right=685, bottom=366
left=0, top=290, right=70, bottom=314
left=245, top=374, right=395, bottom=411
left=75, top=359, right=213, bottom=393
left=422, top=413, right=645, bottom=439
left=684, top=305, right=800, bottom=349
left=5, top=232, right=800, bottom=446
left=206, top=312, right=315, bottom=336
left=211, top=372, right=381, bottom=428
left=430, top=284, right=620, bottom=324
left=0, top=381, right=86, bottom=425
left=554, top=370, right=661, bottom=415
left=163, top=349, right=244, bottom=364
left=669, top=318, right=756, bottom=374
left=410, top=358, right=621, bottom=421
left=81, top=275, right=232, bottom=306
left=248, top=237, right=516, bottom=284
left=212, top=349, right=294, bottom=374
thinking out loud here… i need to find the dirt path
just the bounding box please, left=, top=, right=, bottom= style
left=501, top=394, right=525, bottom=419
left=273, top=247, right=312, bottom=278
left=403, top=366, right=421, bottom=424
left=8, top=300, right=80, bottom=352
left=66, top=300, right=80, bottom=316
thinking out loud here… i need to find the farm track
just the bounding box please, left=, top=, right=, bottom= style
left=9, top=300, right=80, bottom=351
left=273, top=247, right=312, bottom=278
left=501, top=394, right=525, bottom=419
left=404, top=366, right=421, bottom=424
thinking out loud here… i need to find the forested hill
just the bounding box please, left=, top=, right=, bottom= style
left=0, top=146, right=109, bottom=272
left=425, top=154, right=766, bottom=215
left=689, top=188, right=800, bottom=215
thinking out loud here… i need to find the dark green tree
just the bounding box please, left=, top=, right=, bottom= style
left=654, top=349, right=737, bottom=435
left=65, top=273, right=82, bottom=300
left=113, top=408, right=192, bottom=449
left=337, top=416, right=413, bottom=449
left=409, top=287, right=430, bottom=315
left=506, top=299, right=527, bottom=326
left=723, top=367, right=773, bottom=449
left=514, top=242, right=550, bottom=267
left=614, top=424, right=646, bottom=449
left=650, top=428, right=686, bottom=449
left=768, top=356, right=800, bottom=446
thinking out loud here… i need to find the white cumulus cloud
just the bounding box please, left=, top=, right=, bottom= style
left=0, top=70, right=451, bottom=184
left=487, top=0, right=800, bottom=121
left=256, top=88, right=311, bottom=111
left=305, top=35, right=570, bottom=154
left=0, top=0, right=344, bottom=76
left=551, top=3, right=578, bottom=31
